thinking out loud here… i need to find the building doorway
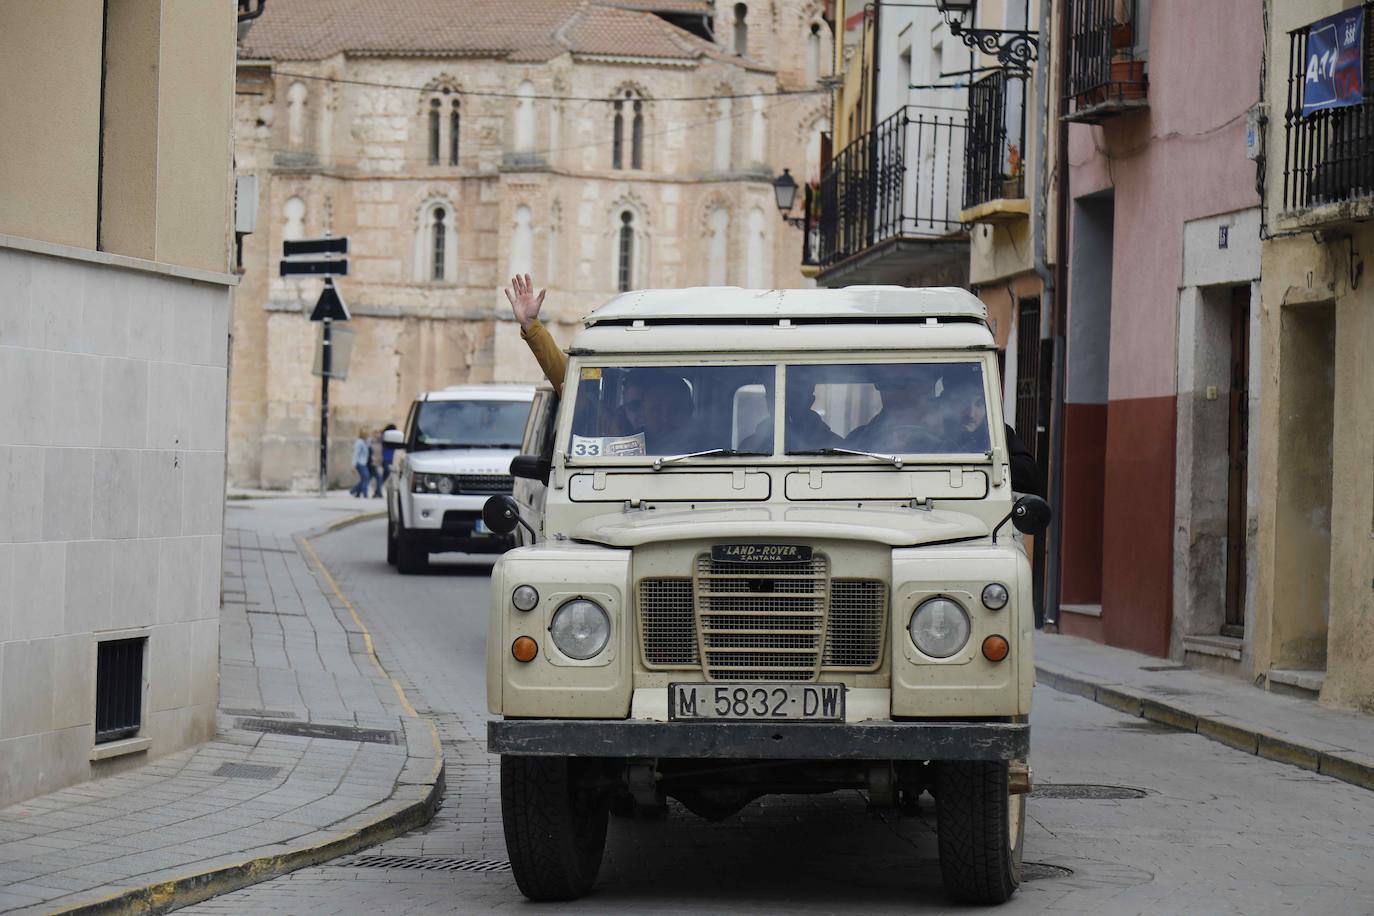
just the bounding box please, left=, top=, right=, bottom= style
left=1224, top=286, right=1250, bottom=633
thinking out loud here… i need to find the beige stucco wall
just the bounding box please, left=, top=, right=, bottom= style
left=1250, top=0, right=1374, bottom=712
left=0, top=0, right=104, bottom=249
left=230, top=8, right=826, bottom=489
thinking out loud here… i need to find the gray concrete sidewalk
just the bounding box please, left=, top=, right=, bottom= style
left=1036, top=632, right=1374, bottom=792
left=0, top=496, right=439, bottom=914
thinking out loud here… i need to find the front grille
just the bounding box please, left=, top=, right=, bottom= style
left=638, top=558, right=888, bottom=679
left=639, top=578, right=697, bottom=666
left=455, top=474, right=512, bottom=495
left=824, top=580, right=887, bottom=668
left=696, top=554, right=829, bottom=681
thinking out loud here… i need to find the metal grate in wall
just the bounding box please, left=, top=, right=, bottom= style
left=95, top=637, right=145, bottom=744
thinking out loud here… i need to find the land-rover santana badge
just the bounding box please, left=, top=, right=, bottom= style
left=710, top=544, right=813, bottom=563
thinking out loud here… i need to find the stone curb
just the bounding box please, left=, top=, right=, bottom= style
left=41, top=506, right=439, bottom=915
left=1036, top=662, right=1374, bottom=794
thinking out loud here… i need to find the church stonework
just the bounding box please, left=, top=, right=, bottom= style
left=232, top=0, right=831, bottom=489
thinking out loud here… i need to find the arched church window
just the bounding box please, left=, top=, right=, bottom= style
left=450, top=101, right=460, bottom=165
left=617, top=211, right=635, bottom=292
left=733, top=4, right=749, bottom=57
left=429, top=99, right=441, bottom=165
left=432, top=207, right=447, bottom=281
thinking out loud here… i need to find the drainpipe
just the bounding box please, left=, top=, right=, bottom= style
left=1034, top=0, right=1070, bottom=628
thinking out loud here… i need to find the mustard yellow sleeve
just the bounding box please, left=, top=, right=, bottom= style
left=520, top=318, right=569, bottom=396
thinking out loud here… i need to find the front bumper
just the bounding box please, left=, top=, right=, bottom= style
left=488, top=719, right=1028, bottom=761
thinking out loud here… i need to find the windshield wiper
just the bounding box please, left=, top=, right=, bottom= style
left=785, top=447, right=904, bottom=468
left=651, top=448, right=770, bottom=470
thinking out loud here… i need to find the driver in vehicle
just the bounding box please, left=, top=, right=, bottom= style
left=843, top=365, right=943, bottom=454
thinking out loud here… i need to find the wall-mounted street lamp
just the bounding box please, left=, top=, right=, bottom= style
left=772, top=169, right=807, bottom=229
left=935, top=0, right=1038, bottom=72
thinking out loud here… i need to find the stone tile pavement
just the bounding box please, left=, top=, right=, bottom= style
left=0, top=495, right=439, bottom=914
left=1036, top=632, right=1374, bottom=791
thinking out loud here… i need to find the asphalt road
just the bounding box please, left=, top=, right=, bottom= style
left=189, top=518, right=1374, bottom=915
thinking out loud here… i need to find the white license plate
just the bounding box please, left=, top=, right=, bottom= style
left=668, top=683, right=845, bottom=722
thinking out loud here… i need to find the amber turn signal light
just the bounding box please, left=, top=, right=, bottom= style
left=511, top=636, right=538, bottom=663
left=982, top=635, right=1009, bottom=662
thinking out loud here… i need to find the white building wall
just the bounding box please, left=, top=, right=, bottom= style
left=0, top=242, right=228, bottom=806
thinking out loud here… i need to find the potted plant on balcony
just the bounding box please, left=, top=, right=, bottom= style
left=1001, top=144, right=1024, bottom=200
left=1108, top=0, right=1146, bottom=101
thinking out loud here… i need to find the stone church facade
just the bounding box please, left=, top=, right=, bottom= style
left=232, top=0, right=832, bottom=488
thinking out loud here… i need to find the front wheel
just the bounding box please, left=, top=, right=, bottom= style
left=501, top=755, right=610, bottom=901
left=935, top=760, right=1023, bottom=904
left=385, top=513, right=398, bottom=566
left=395, top=528, right=429, bottom=574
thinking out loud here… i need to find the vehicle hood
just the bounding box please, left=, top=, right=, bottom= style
left=406, top=448, right=517, bottom=475
left=570, top=503, right=989, bottom=548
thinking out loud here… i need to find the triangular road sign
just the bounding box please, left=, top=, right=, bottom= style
left=309, top=280, right=351, bottom=321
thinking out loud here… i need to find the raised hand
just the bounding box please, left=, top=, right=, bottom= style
left=503, top=273, right=546, bottom=330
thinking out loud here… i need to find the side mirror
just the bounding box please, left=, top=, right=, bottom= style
left=1010, top=494, right=1052, bottom=535
left=510, top=454, right=551, bottom=484
left=992, top=494, right=1053, bottom=541
left=382, top=429, right=405, bottom=446
left=483, top=494, right=534, bottom=538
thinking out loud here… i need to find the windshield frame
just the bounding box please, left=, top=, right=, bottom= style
left=557, top=353, right=1002, bottom=468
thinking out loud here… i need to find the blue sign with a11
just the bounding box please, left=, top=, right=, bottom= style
left=1303, top=7, right=1365, bottom=117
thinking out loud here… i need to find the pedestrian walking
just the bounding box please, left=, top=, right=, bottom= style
left=373, top=423, right=397, bottom=497
left=350, top=428, right=371, bottom=497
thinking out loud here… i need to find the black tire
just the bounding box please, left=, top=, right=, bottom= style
left=935, top=760, right=1023, bottom=904
left=501, top=755, right=610, bottom=902
left=395, top=529, right=429, bottom=574
left=385, top=514, right=398, bottom=566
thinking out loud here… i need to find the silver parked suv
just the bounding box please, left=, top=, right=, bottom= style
left=384, top=384, right=534, bottom=573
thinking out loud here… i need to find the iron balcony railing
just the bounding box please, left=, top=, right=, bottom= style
left=1062, top=0, right=1147, bottom=121
left=964, top=70, right=1029, bottom=209
left=1283, top=4, right=1374, bottom=211
left=813, top=107, right=967, bottom=271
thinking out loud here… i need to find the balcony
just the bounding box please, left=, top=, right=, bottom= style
left=1062, top=0, right=1148, bottom=124
left=809, top=107, right=968, bottom=284
left=1281, top=4, right=1374, bottom=226
left=961, top=70, right=1031, bottom=225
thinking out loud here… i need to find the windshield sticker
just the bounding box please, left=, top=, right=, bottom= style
left=580, top=367, right=602, bottom=380
left=571, top=433, right=646, bottom=458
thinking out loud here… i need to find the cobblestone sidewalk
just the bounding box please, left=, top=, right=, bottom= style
left=1037, top=632, right=1374, bottom=791
left=0, top=495, right=440, bottom=914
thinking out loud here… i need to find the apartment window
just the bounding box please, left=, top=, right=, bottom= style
left=432, top=207, right=447, bottom=281
left=95, top=637, right=145, bottom=744
left=428, top=99, right=442, bottom=165
left=450, top=101, right=461, bottom=165
left=617, top=211, right=635, bottom=292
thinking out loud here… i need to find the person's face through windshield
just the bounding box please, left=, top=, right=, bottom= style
left=639, top=376, right=693, bottom=437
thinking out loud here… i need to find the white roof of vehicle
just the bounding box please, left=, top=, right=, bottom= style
left=421, top=383, right=536, bottom=402
left=584, top=286, right=988, bottom=326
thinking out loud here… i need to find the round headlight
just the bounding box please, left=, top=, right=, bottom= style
left=908, top=597, right=971, bottom=659
left=549, top=598, right=610, bottom=660
left=982, top=583, right=1010, bottom=610
left=511, top=585, right=539, bottom=612
left=436, top=475, right=454, bottom=495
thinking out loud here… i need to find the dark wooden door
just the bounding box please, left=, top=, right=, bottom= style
left=1225, top=287, right=1251, bottom=628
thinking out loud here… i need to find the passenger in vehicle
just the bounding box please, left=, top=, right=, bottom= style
left=739, top=378, right=842, bottom=453
left=936, top=374, right=1043, bottom=497
left=843, top=367, right=944, bottom=453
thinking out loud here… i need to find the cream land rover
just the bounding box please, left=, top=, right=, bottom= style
left=481, top=287, right=1051, bottom=904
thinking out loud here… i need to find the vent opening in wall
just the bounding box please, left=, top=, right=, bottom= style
left=96, top=637, right=145, bottom=744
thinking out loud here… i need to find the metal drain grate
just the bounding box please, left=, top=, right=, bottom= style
left=1022, top=862, right=1074, bottom=881
left=235, top=718, right=397, bottom=745
left=338, top=855, right=511, bottom=873
left=1032, top=783, right=1150, bottom=799
left=213, top=763, right=283, bottom=780
left=1139, top=664, right=1187, bottom=672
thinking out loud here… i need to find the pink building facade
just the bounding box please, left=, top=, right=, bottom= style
left=1055, top=0, right=1262, bottom=658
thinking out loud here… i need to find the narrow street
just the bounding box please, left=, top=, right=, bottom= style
left=188, top=517, right=1374, bottom=915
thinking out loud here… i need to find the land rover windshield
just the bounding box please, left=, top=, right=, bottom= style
left=564, top=361, right=992, bottom=459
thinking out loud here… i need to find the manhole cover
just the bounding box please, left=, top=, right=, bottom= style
left=213, top=763, right=282, bottom=780
left=1032, top=783, right=1149, bottom=799
left=236, top=718, right=397, bottom=745
left=1022, top=862, right=1074, bottom=881
left=337, top=855, right=511, bottom=873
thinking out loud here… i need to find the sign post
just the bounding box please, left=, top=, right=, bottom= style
left=281, top=237, right=350, bottom=496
